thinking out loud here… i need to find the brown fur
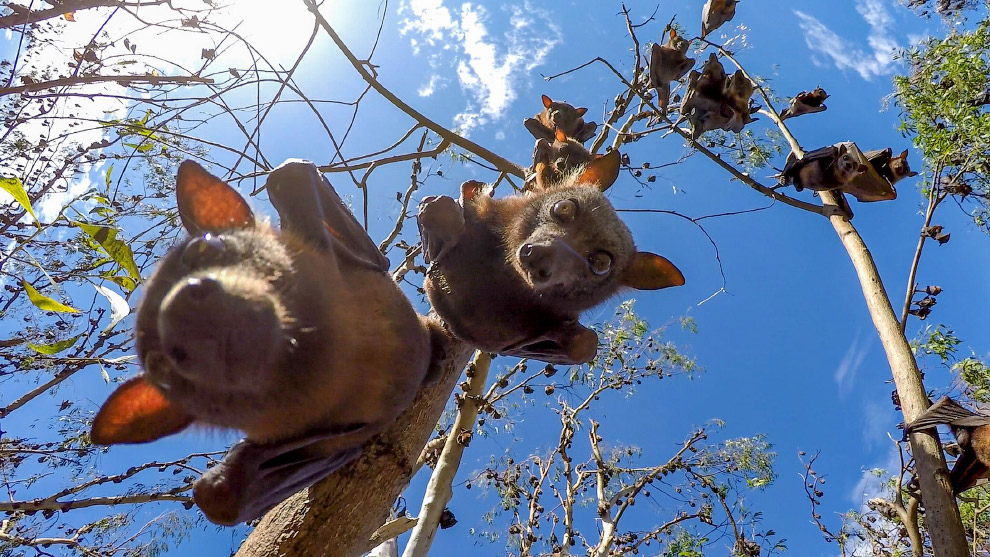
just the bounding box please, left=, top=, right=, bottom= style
left=524, top=94, right=598, bottom=143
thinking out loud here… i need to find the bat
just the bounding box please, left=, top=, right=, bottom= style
left=702, top=0, right=738, bottom=38
left=649, top=28, right=695, bottom=111
left=532, top=127, right=595, bottom=191
left=679, top=54, right=755, bottom=136
left=864, top=148, right=918, bottom=186
left=780, top=144, right=869, bottom=193
left=90, top=160, right=445, bottom=525
left=906, top=396, right=990, bottom=494
left=779, top=87, right=828, bottom=120
left=524, top=94, right=598, bottom=144
left=722, top=70, right=757, bottom=133
left=417, top=151, right=684, bottom=365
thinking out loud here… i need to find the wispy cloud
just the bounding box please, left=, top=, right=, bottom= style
left=794, top=0, right=902, bottom=80
left=399, top=0, right=562, bottom=134
left=834, top=331, right=871, bottom=397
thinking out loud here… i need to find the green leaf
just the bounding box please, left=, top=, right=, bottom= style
left=105, top=163, right=114, bottom=189
left=28, top=334, right=83, bottom=355
left=0, top=176, right=40, bottom=226
left=101, top=273, right=137, bottom=293
left=72, top=221, right=141, bottom=281
left=22, top=281, right=80, bottom=314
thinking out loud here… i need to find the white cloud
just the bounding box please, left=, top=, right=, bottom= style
left=399, top=0, right=562, bottom=134
left=834, top=331, right=871, bottom=397
left=794, top=0, right=902, bottom=80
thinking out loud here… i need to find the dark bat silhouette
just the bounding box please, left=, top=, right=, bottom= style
left=864, top=148, right=918, bottom=186
left=532, top=127, right=595, bottom=191
left=417, top=151, right=684, bottom=365
left=906, top=396, right=990, bottom=494
left=524, top=94, right=598, bottom=143
left=722, top=70, right=757, bottom=133
left=779, top=87, right=828, bottom=120
left=649, top=28, right=695, bottom=111
left=90, top=160, right=444, bottom=525
left=702, top=0, right=738, bottom=38
left=780, top=144, right=869, bottom=193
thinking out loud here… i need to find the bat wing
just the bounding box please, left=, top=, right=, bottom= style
left=780, top=145, right=836, bottom=184
left=417, top=195, right=465, bottom=264
left=906, top=396, right=990, bottom=431
left=266, top=160, right=389, bottom=272
left=500, top=320, right=599, bottom=365
left=949, top=447, right=990, bottom=493
left=193, top=427, right=366, bottom=525
left=524, top=117, right=554, bottom=141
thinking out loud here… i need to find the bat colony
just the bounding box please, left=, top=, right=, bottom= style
left=88, top=0, right=940, bottom=531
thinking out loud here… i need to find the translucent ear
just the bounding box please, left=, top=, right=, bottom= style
left=541, top=94, right=553, bottom=108
left=176, top=160, right=255, bottom=234
left=620, top=252, right=685, bottom=290
left=91, top=376, right=193, bottom=445
left=573, top=150, right=621, bottom=192
left=576, top=107, right=588, bottom=117
left=899, top=149, right=909, bottom=159
left=555, top=128, right=567, bottom=143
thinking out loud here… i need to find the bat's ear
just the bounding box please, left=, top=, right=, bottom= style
left=836, top=144, right=848, bottom=156
left=908, top=170, right=919, bottom=177
left=555, top=127, right=567, bottom=143
left=576, top=107, right=588, bottom=117
left=574, top=149, right=620, bottom=192
left=459, top=180, right=490, bottom=204
left=620, top=252, right=685, bottom=290
left=91, top=376, right=194, bottom=445
left=176, top=160, right=255, bottom=235
left=668, top=28, right=676, bottom=41
left=899, top=149, right=909, bottom=159
left=541, top=94, right=552, bottom=108
left=858, top=163, right=869, bottom=173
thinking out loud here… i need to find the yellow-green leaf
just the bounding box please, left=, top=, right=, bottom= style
left=72, top=222, right=141, bottom=281
left=28, top=334, right=83, bottom=355
left=22, top=281, right=81, bottom=314
left=0, top=176, right=39, bottom=226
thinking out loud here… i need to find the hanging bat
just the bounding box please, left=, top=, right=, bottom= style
left=679, top=54, right=754, bottom=137
left=649, top=28, right=695, bottom=111
left=722, top=70, right=757, bottom=132
left=90, top=160, right=444, bottom=526
left=702, top=0, right=738, bottom=38
left=524, top=94, right=598, bottom=143
left=532, top=127, right=595, bottom=191
left=780, top=144, right=869, bottom=193
left=864, top=148, right=918, bottom=186
left=417, top=151, right=684, bottom=365
left=905, top=396, right=990, bottom=494
left=779, top=87, right=828, bottom=120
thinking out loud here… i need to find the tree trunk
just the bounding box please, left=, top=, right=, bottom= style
left=819, top=190, right=968, bottom=557
left=235, top=338, right=474, bottom=557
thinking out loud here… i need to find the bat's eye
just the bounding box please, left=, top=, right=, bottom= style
left=551, top=198, right=578, bottom=223
left=587, top=251, right=613, bottom=276
left=181, top=234, right=225, bottom=268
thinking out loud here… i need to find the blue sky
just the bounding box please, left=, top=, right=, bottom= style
left=3, top=0, right=989, bottom=555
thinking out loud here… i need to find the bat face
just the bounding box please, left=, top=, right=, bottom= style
left=833, top=146, right=869, bottom=185
left=888, top=150, right=918, bottom=184
left=533, top=129, right=594, bottom=190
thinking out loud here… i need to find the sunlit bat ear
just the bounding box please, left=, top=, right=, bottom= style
left=176, top=160, right=255, bottom=234
left=899, top=149, right=909, bottom=159
left=555, top=128, right=567, bottom=143
left=541, top=94, right=553, bottom=108
left=574, top=150, right=620, bottom=192
left=620, top=252, right=685, bottom=290
left=576, top=107, right=588, bottom=117
left=460, top=180, right=489, bottom=204
left=91, top=376, right=194, bottom=445
left=668, top=28, right=676, bottom=41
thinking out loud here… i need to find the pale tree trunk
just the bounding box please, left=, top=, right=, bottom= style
left=235, top=339, right=474, bottom=557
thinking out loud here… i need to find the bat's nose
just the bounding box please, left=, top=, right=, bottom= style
left=518, top=243, right=554, bottom=283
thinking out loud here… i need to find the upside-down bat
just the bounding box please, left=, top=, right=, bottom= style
left=780, top=144, right=869, bottom=193
left=524, top=94, right=598, bottom=144
left=905, top=396, right=990, bottom=494
left=864, top=148, right=918, bottom=186
left=417, top=151, right=684, bottom=364
left=722, top=70, right=757, bottom=133
left=680, top=54, right=756, bottom=137
left=702, top=0, right=738, bottom=38
left=532, top=127, right=595, bottom=191
left=649, top=28, right=695, bottom=111
left=90, top=160, right=444, bottom=525
left=779, top=87, right=828, bottom=120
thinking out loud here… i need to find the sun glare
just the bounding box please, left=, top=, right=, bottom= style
left=219, top=0, right=322, bottom=63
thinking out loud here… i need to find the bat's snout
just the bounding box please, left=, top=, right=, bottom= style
left=157, top=274, right=283, bottom=387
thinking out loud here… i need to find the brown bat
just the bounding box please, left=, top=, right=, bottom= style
left=532, top=127, right=595, bottom=191
left=906, top=396, right=990, bottom=494
left=680, top=54, right=733, bottom=138
left=649, top=28, right=695, bottom=111
left=865, top=148, right=918, bottom=185
left=524, top=94, right=598, bottom=143
left=90, top=160, right=444, bottom=525
left=702, top=0, right=738, bottom=38
left=780, top=144, right=869, bottom=193
left=779, top=87, right=829, bottom=120
left=722, top=70, right=757, bottom=133
left=417, top=151, right=684, bottom=364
